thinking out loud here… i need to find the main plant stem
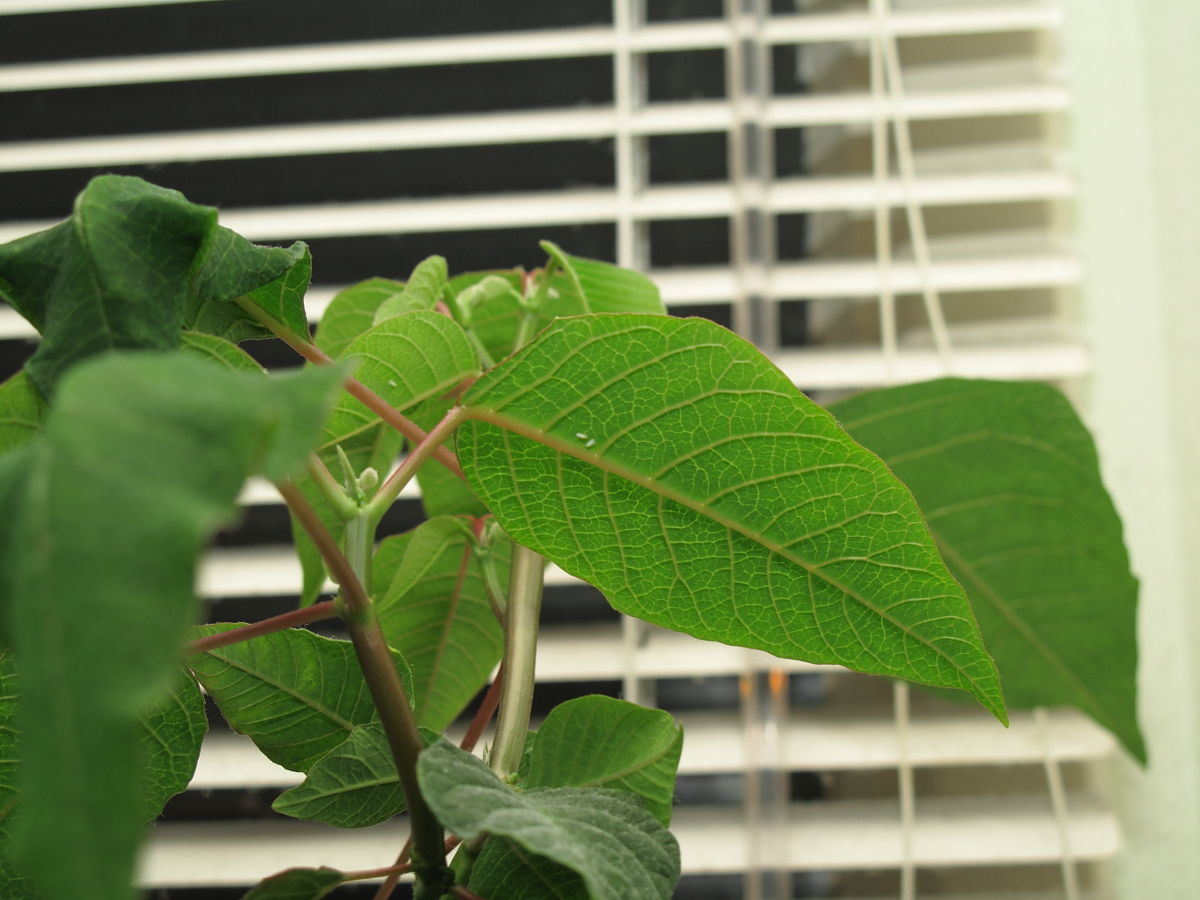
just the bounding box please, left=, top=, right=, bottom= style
left=489, top=542, right=545, bottom=778
left=278, top=483, right=448, bottom=895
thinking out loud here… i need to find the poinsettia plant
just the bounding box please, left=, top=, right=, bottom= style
left=0, top=176, right=1141, bottom=899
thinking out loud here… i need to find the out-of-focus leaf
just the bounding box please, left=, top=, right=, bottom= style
left=0, top=353, right=345, bottom=900
left=832, top=378, right=1144, bottom=760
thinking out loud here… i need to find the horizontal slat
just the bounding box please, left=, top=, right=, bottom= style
left=679, top=793, right=1118, bottom=873
left=0, top=8, right=1062, bottom=90
left=0, top=176, right=1075, bottom=243
left=196, top=546, right=577, bottom=599
left=137, top=791, right=1117, bottom=886
left=0, top=254, right=1081, bottom=341
left=187, top=704, right=1113, bottom=791
left=774, top=338, right=1089, bottom=388
left=0, top=84, right=1068, bottom=170
left=1, top=0, right=222, bottom=12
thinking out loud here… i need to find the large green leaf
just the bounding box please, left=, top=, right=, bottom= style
left=524, top=696, right=682, bottom=826
left=314, top=277, right=406, bottom=357
left=830, top=378, right=1144, bottom=760
left=372, top=517, right=508, bottom=731
left=0, top=352, right=345, bottom=900
left=418, top=739, right=680, bottom=900
left=0, top=371, right=44, bottom=453
left=458, top=315, right=1005, bottom=719
left=319, top=311, right=480, bottom=450
left=241, top=867, right=347, bottom=900
left=190, top=625, right=413, bottom=773
left=467, top=840, right=589, bottom=900
left=0, top=177, right=214, bottom=395
left=137, top=668, right=208, bottom=822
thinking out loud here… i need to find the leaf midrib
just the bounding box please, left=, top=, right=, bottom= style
left=465, top=407, right=999, bottom=708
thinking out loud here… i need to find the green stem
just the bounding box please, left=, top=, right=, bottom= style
left=185, top=600, right=339, bottom=654
left=489, top=542, right=544, bottom=778
left=306, top=455, right=360, bottom=520
left=277, top=482, right=449, bottom=895
left=365, top=406, right=467, bottom=521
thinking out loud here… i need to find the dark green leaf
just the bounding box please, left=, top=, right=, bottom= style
left=0, top=352, right=345, bottom=900
left=372, top=517, right=508, bottom=731
left=314, top=278, right=406, bottom=357
left=190, top=625, right=414, bottom=772
left=525, top=696, right=681, bottom=825
left=241, top=243, right=312, bottom=337
left=373, top=255, right=446, bottom=323
left=458, top=315, right=1005, bottom=719
left=419, top=739, right=679, bottom=900
left=0, top=652, right=40, bottom=899
left=468, top=840, right=588, bottom=900
left=271, top=724, right=438, bottom=828
left=241, top=867, right=347, bottom=900
left=831, top=378, right=1143, bottom=760
left=179, top=331, right=266, bottom=373
left=137, top=668, right=207, bottom=822
left=0, top=371, right=44, bottom=453
left=188, top=228, right=310, bottom=341
left=272, top=723, right=405, bottom=827
left=319, top=311, right=480, bottom=450
left=0, top=176, right=215, bottom=395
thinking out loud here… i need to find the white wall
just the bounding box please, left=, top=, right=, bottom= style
left=1057, top=1, right=1200, bottom=895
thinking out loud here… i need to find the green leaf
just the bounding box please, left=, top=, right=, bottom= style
left=554, top=251, right=663, bottom=316
left=137, top=668, right=207, bottom=822
left=188, top=228, right=310, bottom=342
left=419, top=739, right=680, bottom=900
left=0, top=176, right=215, bottom=395
left=241, top=867, right=347, bottom=900
left=447, top=269, right=524, bottom=363
left=373, top=255, right=446, bottom=323
left=525, top=696, right=682, bottom=826
left=189, top=625, right=414, bottom=773
left=372, top=517, right=508, bottom=731
left=469, top=840, right=589, bottom=900
left=314, top=278, right=406, bottom=357
left=272, top=723, right=405, bottom=827
left=271, top=724, right=438, bottom=828
left=319, top=311, right=480, bottom=450
left=0, top=352, right=346, bottom=900
left=240, top=243, right=312, bottom=337
left=458, top=315, right=1005, bottom=720
left=179, top=331, right=266, bottom=373
left=830, top=378, right=1144, bottom=760
left=415, top=451, right=488, bottom=518
left=0, top=652, right=40, bottom=899
left=0, top=371, right=44, bottom=453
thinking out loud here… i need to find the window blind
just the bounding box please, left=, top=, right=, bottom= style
left=0, top=1, right=1115, bottom=897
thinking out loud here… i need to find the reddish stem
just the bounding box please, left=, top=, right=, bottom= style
left=451, top=887, right=487, bottom=900
left=460, top=663, right=505, bottom=754
left=186, top=601, right=338, bottom=654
